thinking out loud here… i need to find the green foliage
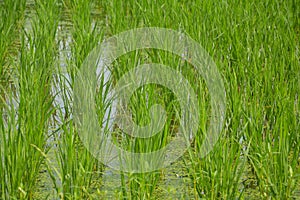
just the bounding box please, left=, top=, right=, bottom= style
left=0, top=0, right=299, bottom=199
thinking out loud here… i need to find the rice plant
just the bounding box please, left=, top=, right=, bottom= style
left=0, top=0, right=299, bottom=199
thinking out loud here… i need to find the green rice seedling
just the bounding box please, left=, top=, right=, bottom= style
left=0, top=0, right=26, bottom=109
left=237, top=1, right=300, bottom=198
left=50, top=0, right=104, bottom=198
left=0, top=0, right=60, bottom=198
left=176, top=0, right=300, bottom=199
left=98, top=1, right=189, bottom=197
left=104, top=47, right=200, bottom=198
left=64, top=0, right=102, bottom=83
left=66, top=0, right=300, bottom=198
left=1, top=0, right=298, bottom=199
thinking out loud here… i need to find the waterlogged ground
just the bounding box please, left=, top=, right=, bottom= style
left=24, top=2, right=197, bottom=199
left=33, top=152, right=266, bottom=199
left=1, top=0, right=299, bottom=199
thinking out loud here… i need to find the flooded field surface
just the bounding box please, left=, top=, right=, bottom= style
left=0, top=0, right=299, bottom=199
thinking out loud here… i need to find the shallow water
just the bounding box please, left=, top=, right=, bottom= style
left=3, top=1, right=299, bottom=199
left=19, top=1, right=198, bottom=198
